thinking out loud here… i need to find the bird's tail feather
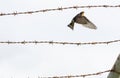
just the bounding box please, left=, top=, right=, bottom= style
left=68, top=20, right=74, bottom=30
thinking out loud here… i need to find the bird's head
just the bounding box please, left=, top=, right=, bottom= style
left=80, top=11, right=84, bottom=16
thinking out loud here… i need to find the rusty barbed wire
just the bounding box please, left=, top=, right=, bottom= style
left=0, top=5, right=120, bottom=16
left=40, top=70, right=111, bottom=78
left=0, top=39, right=120, bottom=45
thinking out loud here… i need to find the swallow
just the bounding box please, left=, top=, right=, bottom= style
left=68, top=11, right=97, bottom=30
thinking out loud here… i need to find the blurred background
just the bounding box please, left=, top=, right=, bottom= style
left=0, top=0, right=120, bottom=78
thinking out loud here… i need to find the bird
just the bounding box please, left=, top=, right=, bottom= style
left=68, top=11, right=97, bottom=30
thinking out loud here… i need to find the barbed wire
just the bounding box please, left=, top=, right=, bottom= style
left=0, top=39, right=120, bottom=45
left=39, top=70, right=112, bottom=78
left=0, top=5, right=120, bottom=16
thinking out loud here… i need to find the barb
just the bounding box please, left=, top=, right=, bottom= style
left=0, top=5, right=120, bottom=16
left=40, top=70, right=111, bottom=78
left=0, top=39, right=120, bottom=45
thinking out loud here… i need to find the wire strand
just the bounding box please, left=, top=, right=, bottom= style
left=0, top=39, right=120, bottom=45
left=0, top=5, right=120, bottom=16
left=39, top=70, right=111, bottom=78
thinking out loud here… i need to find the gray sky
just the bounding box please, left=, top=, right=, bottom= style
left=0, top=0, right=120, bottom=78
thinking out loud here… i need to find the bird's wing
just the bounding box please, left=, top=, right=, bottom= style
left=82, top=16, right=97, bottom=29
left=74, top=16, right=87, bottom=24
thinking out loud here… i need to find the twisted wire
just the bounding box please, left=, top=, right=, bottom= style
left=0, top=5, right=120, bottom=16
left=0, top=39, right=120, bottom=45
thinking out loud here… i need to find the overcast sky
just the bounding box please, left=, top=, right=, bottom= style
left=0, top=0, right=120, bottom=78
